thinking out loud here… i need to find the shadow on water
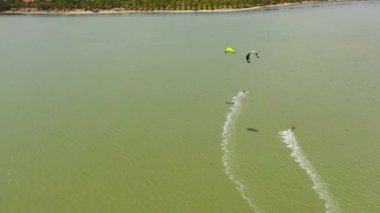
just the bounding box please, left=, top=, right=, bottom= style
left=246, top=127, right=259, bottom=132
left=225, top=101, right=235, bottom=105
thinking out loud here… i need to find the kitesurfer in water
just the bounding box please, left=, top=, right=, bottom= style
left=291, top=126, right=295, bottom=131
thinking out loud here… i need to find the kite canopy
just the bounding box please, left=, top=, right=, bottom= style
left=225, top=47, right=237, bottom=54
left=246, top=50, right=260, bottom=63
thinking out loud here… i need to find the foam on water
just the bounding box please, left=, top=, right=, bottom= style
left=279, top=129, right=340, bottom=213
left=221, top=91, right=260, bottom=212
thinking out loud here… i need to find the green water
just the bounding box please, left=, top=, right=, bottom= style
left=1, top=1, right=380, bottom=212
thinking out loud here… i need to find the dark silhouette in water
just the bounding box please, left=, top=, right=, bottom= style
left=246, top=127, right=259, bottom=132
left=225, top=101, right=235, bottom=105
left=291, top=126, right=295, bottom=131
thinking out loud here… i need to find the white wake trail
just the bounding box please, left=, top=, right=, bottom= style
left=221, top=91, right=260, bottom=212
left=279, top=129, right=339, bottom=213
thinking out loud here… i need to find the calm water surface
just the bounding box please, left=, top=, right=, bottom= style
left=1, top=1, right=380, bottom=212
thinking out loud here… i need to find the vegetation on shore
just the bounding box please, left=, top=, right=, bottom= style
left=1, top=0, right=328, bottom=12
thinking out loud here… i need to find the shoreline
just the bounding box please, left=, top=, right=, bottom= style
left=0, top=0, right=358, bottom=15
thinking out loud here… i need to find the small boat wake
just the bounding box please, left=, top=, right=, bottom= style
left=279, top=129, right=340, bottom=213
left=221, top=91, right=260, bottom=212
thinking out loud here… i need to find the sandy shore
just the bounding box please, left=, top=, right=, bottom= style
left=0, top=1, right=354, bottom=15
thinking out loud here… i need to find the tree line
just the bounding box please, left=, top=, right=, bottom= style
left=1, top=0, right=324, bottom=12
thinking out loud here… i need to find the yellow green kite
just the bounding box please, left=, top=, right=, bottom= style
left=224, top=47, right=236, bottom=54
